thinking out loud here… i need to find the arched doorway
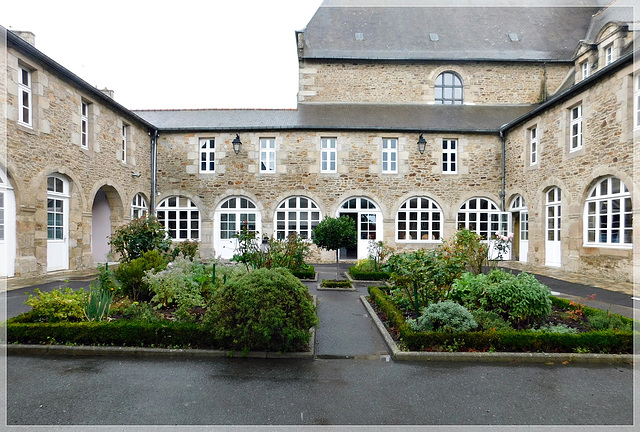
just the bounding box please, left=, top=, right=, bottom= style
left=92, top=189, right=111, bottom=263
left=545, top=187, right=562, bottom=267
left=337, top=197, right=382, bottom=260
left=47, top=174, right=70, bottom=271
left=214, top=196, right=261, bottom=260
left=0, top=170, right=16, bottom=277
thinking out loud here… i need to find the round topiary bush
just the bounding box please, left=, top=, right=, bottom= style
left=204, top=268, right=318, bottom=353
left=409, top=300, right=478, bottom=333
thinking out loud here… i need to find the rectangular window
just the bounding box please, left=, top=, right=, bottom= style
left=581, top=61, right=589, bottom=80
left=529, top=127, right=538, bottom=165
left=634, top=75, right=640, bottom=129
left=199, top=138, right=215, bottom=172
left=18, top=67, right=32, bottom=126
left=382, top=138, right=397, bottom=173
left=570, top=104, right=582, bottom=152
left=260, top=138, right=276, bottom=173
left=442, top=139, right=457, bottom=173
left=605, top=45, right=613, bottom=65
left=81, top=102, right=89, bottom=149
left=321, top=137, right=337, bottom=173
left=121, top=123, right=129, bottom=163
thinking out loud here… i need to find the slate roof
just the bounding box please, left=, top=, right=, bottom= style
left=299, top=1, right=602, bottom=62
left=134, top=104, right=537, bottom=134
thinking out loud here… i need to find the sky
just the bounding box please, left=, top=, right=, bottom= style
left=2, top=0, right=323, bottom=110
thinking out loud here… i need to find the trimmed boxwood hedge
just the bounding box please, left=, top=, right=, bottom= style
left=349, top=266, right=390, bottom=281
left=368, top=286, right=634, bottom=354
left=292, top=266, right=315, bottom=279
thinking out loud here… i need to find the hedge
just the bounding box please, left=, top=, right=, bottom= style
left=292, top=266, right=315, bottom=279
left=367, top=286, right=634, bottom=354
left=349, top=267, right=390, bottom=281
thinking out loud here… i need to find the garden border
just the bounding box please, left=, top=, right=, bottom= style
left=359, top=296, right=634, bottom=364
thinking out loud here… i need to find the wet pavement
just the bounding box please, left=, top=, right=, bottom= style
left=3, top=262, right=638, bottom=428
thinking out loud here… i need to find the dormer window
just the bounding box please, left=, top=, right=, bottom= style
left=604, top=44, right=614, bottom=65
left=580, top=61, right=589, bottom=80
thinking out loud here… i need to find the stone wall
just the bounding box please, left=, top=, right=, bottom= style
left=4, top=45, right=152, bottom=276
left=157, top=130, right=504, bottom=261
left=298, top=61, right=572, bottom=104
left=504, top=62, right=637, bottom=284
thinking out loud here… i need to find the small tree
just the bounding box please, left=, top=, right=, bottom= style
left=109, top=215, right=171, bottom=262
left=313, top=216, right=357, bottom=279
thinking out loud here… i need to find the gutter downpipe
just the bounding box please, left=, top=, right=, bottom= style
left=499, top=128, right=506, bottom=212
left=150, top=129, right=159, bottom=213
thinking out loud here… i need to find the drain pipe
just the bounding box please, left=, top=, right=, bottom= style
left=499, top=129, right=506, bottom=212
left=150, top=129, right=159, bottom=213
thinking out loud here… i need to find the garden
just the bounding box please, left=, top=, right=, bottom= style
left=6, top=216, right=318, bottom=355
left=367, top=230, right=636, bottom=354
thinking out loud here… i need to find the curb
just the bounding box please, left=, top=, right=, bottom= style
left=359, top=296, right=635, bottom=364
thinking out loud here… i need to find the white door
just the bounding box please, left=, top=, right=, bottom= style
left=214, top=197, right=261, bottom=260
left=47, top=175, right=69, bottom=271
left=488, top=212, right=510, bottom=260
left=0, top=173, right=16, bottom=277
left=519, top=211, right=529, bottom=263
left=92, top=189, right=111, bottom=263
left=338, top=197, right=382, bottom=260
left=545, top=187, right=562, bottom=267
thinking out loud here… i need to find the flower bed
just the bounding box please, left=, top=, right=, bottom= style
left=368, top=286, right=634, bottom=354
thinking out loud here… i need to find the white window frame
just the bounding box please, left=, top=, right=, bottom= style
left=605, top=44, right=614, bottom=66
left=81, top=101, right=89, bottom=149
left=275, top=196, right=321, bottom=240
left=581, top=61, right=589, bottom=80
left=156, top=196, right=200, bottom=241
left=634, top=74, right=640, bottom=130
left=435, top=71, right=463, bottom=105
left=260, top=138, right=276, bottom=173
left=219, top=197, right=258, bottom=240
left=46, top=175, right=68, bottom=240
left=396, top=197, right=443, bottom=242
left=381, top=138, right=398, bottom=173
left=584, top=177, right=632, bottom=248
left=570, top=104, right=583, bottom=152
left=121, top=123, right=129, bottom=163
left=442, top=139, right=458, bottom=173
left=529, top=127, right=538, bottom=166
left=456, top=197, right=504, bottom=240
left=199, top=138, right=215, bottom=173
left=321, top=137, right=337, bottom=173
left=131, top=193, right=148, bottom=219
left=18, top=67, right=32, bottom=127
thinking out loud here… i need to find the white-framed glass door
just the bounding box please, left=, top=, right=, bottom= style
left=47, top=175, right=70, bottom=271
left=338, top=197, right=382, bottom=260
left=488, top=212, right=510, bottom=260
left=0, top=171, right=16, bottom=277
left=214, top=197, right=261, bottom=260
left=545, top=187, right=562, bottom=267
left=509, top=195, right=528, bottom=263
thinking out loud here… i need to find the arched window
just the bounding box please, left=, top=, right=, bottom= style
left=275, top=196, right=321, bottom=240
left=457, top=197, right=504, bottom=239
left=396, top=197, right=443, bottom=241
left=584, top=177, right=632, bottom=246
left=131, top=193, right=148, bottom=219
left=219, top=197, right=258, bottom=239
left=435, top=71, right=463, bottom=105
left=156, top=196, right=200, bottom=241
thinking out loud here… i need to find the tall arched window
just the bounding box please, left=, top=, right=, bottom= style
left=584, top=176, right=632, bottom=246
left=435, top=71, right=463, bottom=105
left=156, top=196, right=200, bottom=241
left=396, top=197, right=443, bottom=241
left=219, top=197, right=258, bottom=239
left=275, top=196, right=321, bottom=240
left=457, top=197, right=504, bottom=239
left=131, top=193, right=148, bottom=219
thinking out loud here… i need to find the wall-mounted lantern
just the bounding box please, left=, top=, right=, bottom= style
left=232, top=134, right=242, bottom=154
left=417, top=134, right=427, bottom=154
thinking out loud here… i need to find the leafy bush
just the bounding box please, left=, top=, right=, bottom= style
left=471, top=308, right=512, bottom=331
left=109, top=215, right=171, bottom=262
left=291, top=265, right=315, bottom=279
left=204, top=268, right=318, bottom=353
left=532, top=324, right=578, bottom=334
left=114, top=250, right=168, bottom=301
left=367, top=240, right=394, bottom=272
left=349, top=259, right=390, bottom=280
left=170, top=240, right=199, bottom=261
left=408, top=300, right=477, bottom=333
left=120, top=301, right=161, bottom=323
left=144, top=256, right=214, bottom=322
left=588, top=310, right=632, bottom=332
left=451, top=229, right=488, bottom=275
left=25, top=287, right=86, bottom=322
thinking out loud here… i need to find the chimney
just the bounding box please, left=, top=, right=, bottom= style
left=12, top=31, right=35, bottom=46
left=100, top=88, right=115, bottom=99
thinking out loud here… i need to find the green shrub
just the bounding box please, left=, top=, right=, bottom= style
left=24, top=287, right=86, bottom=322
left=120, top=301, right=161, bottom=323
left=204, top=268, right=318, bottom=353
left=588, top=310, right=632, bottom=332
left=532, top=324, right=578, bottom=334
left=451, top=229, right=488, bottom=275
left=349, top=265, right=390, bottom=281
left=144, top=256, right=213, bottom=322
left=114, top=250, right=168, bottom=301
left=83, top=284, right=113, bottom=322
left=291, top=265, right=315, bottom=279
left=409, top=300, right=478, bottom=333
left=170, top=240, right=199, bottom=261
left=471, top=308, right=512, bottom=331
left=321, top=279, right=352, bottom=288
left=109, top=215, right=171, bottom=262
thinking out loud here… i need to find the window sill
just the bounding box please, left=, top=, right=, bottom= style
left=583, top=243, right=632, bottom=250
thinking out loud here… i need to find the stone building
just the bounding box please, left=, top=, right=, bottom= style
left=1, top=0, right=638, bottom=285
